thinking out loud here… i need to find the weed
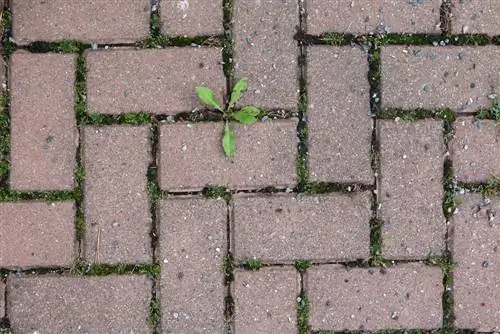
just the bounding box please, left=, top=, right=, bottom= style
left=295, top=260, right=311, bottom=273
left=149, top=297, right=161, bottom=328
left=370, top=218, right=384, bottom=265
left=297, top=295, right=309, bottom=334
left=476, top=93, right=500, bottom=121
left=71, top=262, right=161, bottom=278
left=242, top=259, right=262, bottom=271
left=428, top=253, right=457, bottom=327
left=202, top=185, right=231, bottom=201
left=28, top=40, right=84, bottom=53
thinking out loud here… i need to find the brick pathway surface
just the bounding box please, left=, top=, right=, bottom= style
left=0, top=0, right=499, bottom=333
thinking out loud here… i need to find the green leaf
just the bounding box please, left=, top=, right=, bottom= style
left=231, top=106, right=260, bottom=125
left=228, top=77, right=248, bottom=109
left=222, top=122, right=236, bottom=158
left=196, top=87, right=221, bottom=110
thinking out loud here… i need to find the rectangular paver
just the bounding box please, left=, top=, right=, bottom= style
left=161, top=0, right=223, bottom=36
left=232, top=193, right=371, bottom=263
left=233, top=0, right=299, bottom=110
left=7, top=275, right=152, bottom=333
left=233, top=267, right=300, bottom=334
left=158, top=120, right=298, bottom=191
left=450, top=117, right=500, bottom=183
left=306, top=263, right=443, bottom=331
left=451, top=0, right=500, bottom=35
left=158, top=197, right=227, bottom=333
left=378, top=120, right=446, bottom=259
left=86, top=48, right=225, bottom=115
left=452, top=193, right=500, bottom=331
left=83, top=126, right=152, bottom=264
left=307, top=46, right=373, bottom=184
left=10, top=51, right=77, bottom=191
left=0, top=202, right=75, bottom=268
left=381, top=46, right=500, bottom=113
left=12, top=0, right=150, bottom=45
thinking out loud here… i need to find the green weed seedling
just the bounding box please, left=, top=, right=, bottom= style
left=195, top=77, right=261, bottom=159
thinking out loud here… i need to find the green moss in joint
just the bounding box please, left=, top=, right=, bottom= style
left=202, top=185, right=231, bottom=201
left=379, top=108, right=455, bottom=122
left=149, top=297, right=161, bottom=328
left=442, top=159, right=455, bottom=219
left=222, top=253, right=235, bottom=283
left=72, top=262, right=161, bottom=279
left=28, top=40, right=84, bottom=53
left=294, top=260, right=311, bottom=273
left=243, top=259, right=262, bottom=271
left=297, top=294, right=309, bottom=334
left=427, top=253, right=457, bottom=327
left=319, top=32, right=355, bottom=45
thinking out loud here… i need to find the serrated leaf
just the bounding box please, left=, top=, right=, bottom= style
left=228, top=77, right=248, bottom=110
left=196, top=87, right=221, bottom=110
left=231, top=106, right=260, bottom=124
left=222, top=122, right=236, bottom=158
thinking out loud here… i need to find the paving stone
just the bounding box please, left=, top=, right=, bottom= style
left=233, top=192, right=371, bottom=263
left=450, top=117, right=500, bottom=183
left=307, top=46, right=373, bottom=184
left=451, top=0, right=500, bottom=35
left=7, top=275, right=151, bottom=333
left=10, top=51, right=77, bottom=191
left=82, top=126, right=152, bottom=264
left=161, top=0, right=223, bottom=36
left=307, top=263, right=443, bottom=331
left=452, top=193, right=500, bottom=331
left=233, top=0, right=299, bottom=110
left=12, top=0, right=150, bottom=45
left=158, top=197, right=227, bottom=333
left=378, top=120, right=446, bottom=259
left=233, top=267, right=300, bottom=334
left=158, top=120, right=297, bottom=192
left=381, top=46, right=500, bottom=113
left=86, top=47, right=225, bottom=114
left=0, top=201, right=75, bottom=268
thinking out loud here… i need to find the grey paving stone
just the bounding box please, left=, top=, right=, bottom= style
left=158, top=120, right=297, bottom=192
left=233, top=0, right=299, bottom=110
left=7, top=275, right=152, bottom=333
left=158, top=197, right=227, bottom=333
left=232, top=192, right=371, bottom=263
left=381, top=46, right=500, bottom=113
left=378, top=120, right=446, bottom=259
left=10, top=51, right=77, bottom=191
left=451, top=0, right=500, bottom=35
left=86, top=47, right=225, bottom=114
left=82, top=126, right=152, bottom=264
left=308, top=0, right=441, bottom=35
left=452, top=193, right=500, bottom=331
left=0, top=201, right=75, bottom=268
left=307, top=46, right=373, bottom=184
left=450, top=117, right=500, bottom=183
left=12, top=0, right=150, bottom=45
left=306, top=263, right=443, bottom=331
left=233, top=267, right=300, bottom=334
left=161, top=0, right=223, bottom=36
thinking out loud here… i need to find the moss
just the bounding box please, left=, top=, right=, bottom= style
left=319, top=32, right=355, bottom=45
left=27, top=40, right=85, bottom=53
left=448, top=34, right=491, bottom=45
left=136, top=35, right=223, bottom=49
left=297, top=295, right=309, bottom=334
left=377, top=34, right=442, bottom=46
left=378, top=108, right=455, bottom=122
left=294, top=260, right=311, bottom=273
left=149, top=297, right=161, bottom=329
left=222, top=253, right=235, bottom=284
left=242, top=259, right=262, bottom=271
left=74, top=53, right=88, bottom=125
left=0, top=189, right=75, bottom=202
left=369, top=218, right=384, bottom=264
left=84, top=112, right=152, bottom=126
left=0, top=91, right=9, bottom=184
left=72, top=262, right=161, bottom=278
left=427, top=254, right=457, bottom=327
left=202, top=185, right=231, bottom=201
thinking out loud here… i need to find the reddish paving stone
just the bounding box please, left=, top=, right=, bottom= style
left=86, top=48, right=225, bottom=115
left=233, top=267, right=300, bottom=334
left=12, top=0, right=150, bottom=45
left=161, top=0, right=223, bottom=36
left=450, top=117, right=500, bottom=183
left=0, top=202, right=75, bottom=268
left=306, top=263, right=443, bottom=331
left=158, top=197, right=227, bottom=333
left=7, top=275, right=152, bottom=333
left=307, top=46, right=373, bottom=184
left=233, top=0, right=299, bottom=110
left=451, top=0, right=500, bottom=35
left=378, top=120, right=446, bottom=259
left=381, top=46, right=500, bottom=113
left=158, top=120, right=297, bottom=192
left=452, top=193, right=500, bottom=331
left=307, top=0, right=441, bottom=35
left=232, top=193, right=371, bottom=263
left=10, top=52, right=77, bottom=191
left=82, top=126, right=152, bottom=264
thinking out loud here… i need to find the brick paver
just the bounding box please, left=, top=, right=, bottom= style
left=450, top=117, right=500, bottom=183
left=307, top=263, right=443, bottom=331
left=10, top=52, right=77, bottom=191
left=233, top=267, right=299, bottom=334
left=158, top=197, right=227, bottom=333
left=307, top=46, right=373, bottom=184
left=233, top=0, right=299, bottom=110
left=86, top=48, right=225, bottom=115
left=82, top=126, right=152, bottom=264
left=0, top=201, right=75, bottom=268
left=452, top=193, right=500, bottom=331
left=451, top=0, right=500, bottom=35
left=12, top=0, right=150, bottom=45
left=7, top=275, right=152, bottom=333
left=307, top=0, right=441, bottom=35
left=378, top=120, right=446, bottom=260
left=158, top=120, right=297, bottom=192
left=381, top=46, right=500, bottom=113
left=161, top=0, right=223, bottom=36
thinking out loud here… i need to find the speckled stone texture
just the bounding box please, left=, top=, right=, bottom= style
left=451, top=0, right=500, bottom=35
left=158, top=197, right=227, bottom=333
left=452, top=193, right=500, bottom=331
left=232, top=193, right=371, bottom=263
left=306, top=263, right=443, bottom=331
left=161, top=0, right=223, bottom=36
